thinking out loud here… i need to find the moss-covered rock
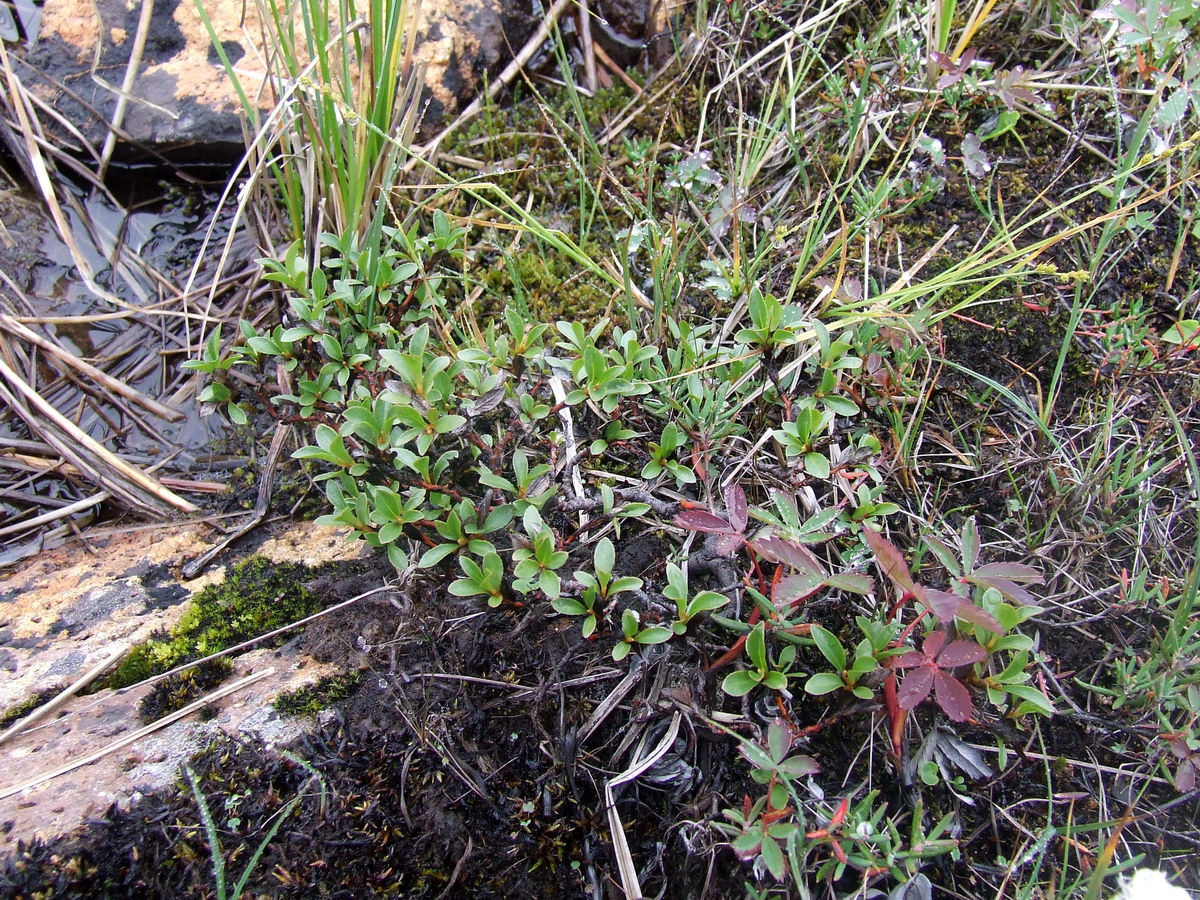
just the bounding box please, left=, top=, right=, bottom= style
left=105, top=556, right=324, bottom=695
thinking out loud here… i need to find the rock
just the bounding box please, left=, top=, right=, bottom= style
left=0, top=519, right=369, bottom=854
left=19, top=0, right=534, bottom=157
left=595, top=0, right=649, bottom=67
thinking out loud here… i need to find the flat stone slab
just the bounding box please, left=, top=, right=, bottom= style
left=0, top=518, right=372, bottom=852
left=20, top=0, right=532, bottom=154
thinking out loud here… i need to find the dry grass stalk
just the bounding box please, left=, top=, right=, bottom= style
left=0, top=668, right=275, bottom=802
left=0, top=349, right=198, bottom=517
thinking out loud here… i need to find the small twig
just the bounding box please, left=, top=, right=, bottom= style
left=97, top=0, right=155, bottom=178
left=435, top=836, right=474, bottom=900
left=0, top=644, right=126, bottom=746
left=593, top=41, right=645, bottom=96
left=577, top=662, right=647, bottom=744
left=0, top=490, right=108, bottom=539
left=0, top=354, right=197, bottom=515
left=182, top=422, right=290, bottom=578
left=577, top=0, right=597, bottom=94
left=0, top=314, right=184, bottom=422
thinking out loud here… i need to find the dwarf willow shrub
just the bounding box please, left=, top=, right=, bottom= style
left=198, top=219, right=895, bottom=654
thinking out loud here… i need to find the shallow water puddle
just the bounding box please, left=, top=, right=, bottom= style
left=2, top=169, right=248, bottom=456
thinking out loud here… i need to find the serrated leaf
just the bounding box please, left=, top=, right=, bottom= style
left=971, top=562, right=1042, bottom=583
left=760, top=835, right=786, bottom=880
left=726, top=483, right=748, bottom=532
left=777, top=571, right=825, bottom=603
left=898, top=667, right=935, bottom=710
left=741, top=738, right=778, bottom=772
left=823, top=573, right=874, bottom=594
left=961, top=519, right=979, bottom=572
left=779, top=754, right=820, bottom=777
left=936, top=639, right=988, bottom=668
left=892, top=649, right=926, bottom=668
left=955, top=603, right=1006, bottom=633
left=715, top=533, right=744, bottom=556
left=933, top=670, right=975, bottom=721
left=924, top=536, right=962, bottom=577
left=923, top=588, right=964, bottom=623
left=970, top=575, right=1036, bottom=606
left=767, top=722, right=791, bottom=763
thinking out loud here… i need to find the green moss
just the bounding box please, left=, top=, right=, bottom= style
left=475, top=237, right=613, bottom=326
left=105, top=556, right=324, bottom=692
left=0, top=685, right=64, bottom=729
left=273, top=671, right=364, bottom=718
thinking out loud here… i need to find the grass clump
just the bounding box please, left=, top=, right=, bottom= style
left=106, top=557, right=322, bottom=692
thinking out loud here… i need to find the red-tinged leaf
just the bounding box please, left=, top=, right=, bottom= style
left=898, top=666, right=935, bottom=711
left=884, top=670, right=905, bottom=759
left=936, top=639, right=989, bottom=668
left=726, top=483, right=748, bottom=533
left=971, top=562, right=1042, bottom=584
left=830, top=796, right=850, bottom=826
left=715, top=533, right=743, bottom=557
left=930, top=49, right=954, bottom=71
left=922, top=630, right=948, bottom=659
left=863, top=528, right=916, bottom=594
left=752, top=536, right=827, bottom=576
left=972, top=576, right=1036, bottom=606
left=954, top=603, right=1006, bottom=634
left=777, top=571, right=825, bottom=603
left=779, top=754, right=821, bottom=777
left=823, top=573, right=874, bottom=594
left=675, top=509, right=736, bottom=533
left=923, top=588, right=964, bottom=623
left=1175, top=758, right=1198, bottom=793
left=892, top=650, right=927, bottom=669
left=933, top=670, right=975, bottom=721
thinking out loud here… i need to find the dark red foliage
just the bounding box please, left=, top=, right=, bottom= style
left=893, top=630, right=988, bottom=722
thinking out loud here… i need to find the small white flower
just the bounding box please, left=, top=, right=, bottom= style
left=1116, top=869, right=1192, bottom=900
